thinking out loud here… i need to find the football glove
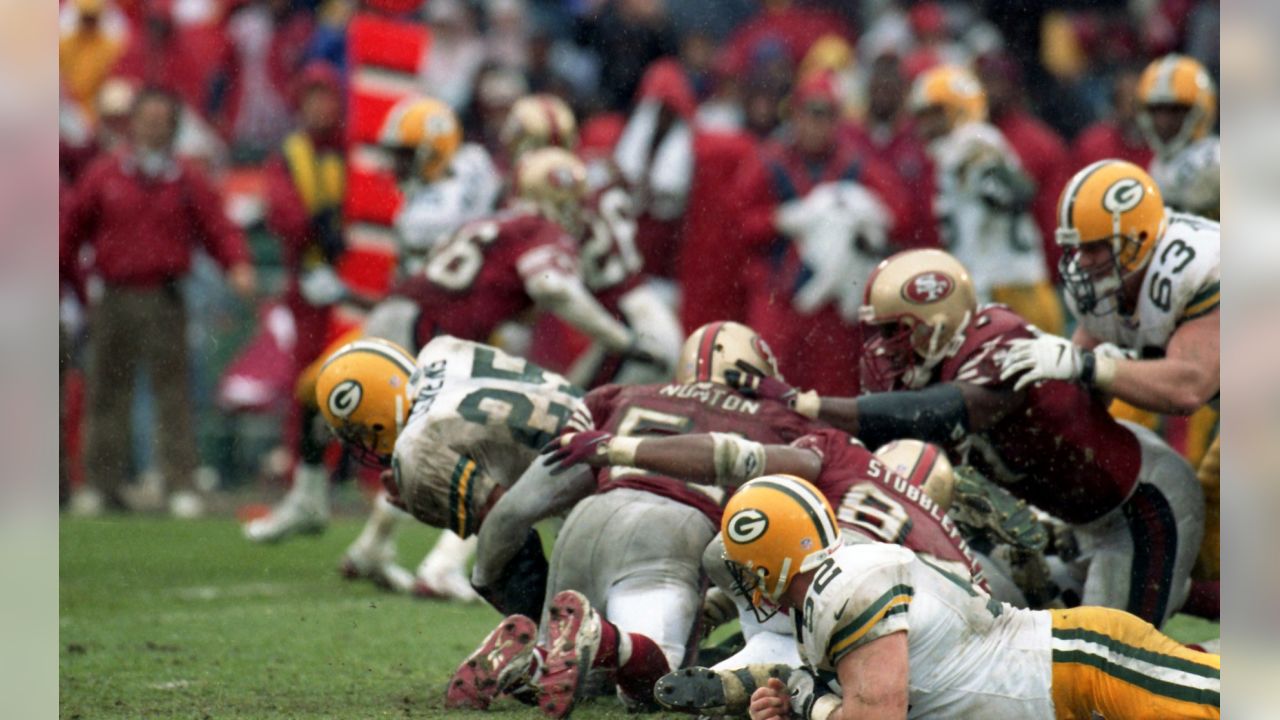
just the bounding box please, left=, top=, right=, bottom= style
left=787, top=667, right=841, bottom=720
left=540, top=431, right=614, bottom=474
left=999, top=331, right=1120, bottom=392
left=725, top=362, right=821, bottom=419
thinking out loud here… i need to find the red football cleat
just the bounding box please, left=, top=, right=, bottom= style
left=445, top=614, right=538, bottom=710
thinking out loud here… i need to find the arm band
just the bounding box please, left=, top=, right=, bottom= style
left=711, top=432, right=768, bottom=485
left=605, top=436, right=642, bottom=466
left=854, top=383, right=970, bottom=449
left=809, top=694, right=841, bottom=720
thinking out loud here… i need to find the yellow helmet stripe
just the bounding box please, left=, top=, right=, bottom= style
left=1058, top=159, right=1111, bottom=231
left=752, top=477, right=838, bottom=548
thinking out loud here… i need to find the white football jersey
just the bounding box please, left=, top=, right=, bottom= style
left=795, top=543, right=1054, bottom=719
left=395, top=143, right=503, bottom=254
left=1069, top=211, right=1220, bottom=356
left=930, top=122, right=1048, bottom=298
left=391, top=336, right=587, bottom=535
left=1150, top=136, right=1220, bottom=218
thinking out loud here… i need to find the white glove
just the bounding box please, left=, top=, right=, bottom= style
left=787, top=667, right=841, bottom=720
left=299, top=265, right=346, bottom=307
left=999, top=331, right=1117, bottom=392
left=785, top=182, right=891, bottom=320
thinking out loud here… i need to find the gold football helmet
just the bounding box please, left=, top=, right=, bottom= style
left=1137, top=54, right=1217, bottom=159
left=874, top=439, right=955, bottom=511
left=676, top=321, right=782, bottom=385
left=501, top=94, right=577, bottom=162
left=514, top=146, right=588, bottom=234
left=908, top=64, right=986, bottom=138
left=1055, top=159, right=1166, bottom=315
left=379, top=96, right=462, bottom=183
left=859, top=249, right=977, bottom=390
left=315, top=338, right=416, bottom=464
left=721, top=474, right=842, bottom=610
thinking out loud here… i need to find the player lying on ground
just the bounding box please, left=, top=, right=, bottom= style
left=700, top=474, right=1220, bottom=720
left=729, top=248, right=1204, bottom=626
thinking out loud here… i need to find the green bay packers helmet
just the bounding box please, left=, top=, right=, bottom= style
left=379, top=96, right=462, bottom=183
left=1055, top=159, right=1167, bottom=315
left=315, top=338, right=417, bottom=464
left=721, top=475, right=842, bottom=611
left=1136, top=54, right=1217, bottom=159
left=676, top=321, right=782, bottom=385
left=858, top=249, right=977, bottom=390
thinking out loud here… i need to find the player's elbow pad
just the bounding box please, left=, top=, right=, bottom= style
left=854, top=384, right=969, bottom=448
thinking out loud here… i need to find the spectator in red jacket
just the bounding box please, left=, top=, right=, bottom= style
left=1072, top=64, right=1154, bottom=170
left=61, top=88, right=256, bottom=519
left=977, top=52, right=1073, bottom=282
left=734, top=72, right=910, bottom=396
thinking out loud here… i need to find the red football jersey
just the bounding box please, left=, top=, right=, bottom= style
left=866, top=305, right=1142, bottom=524
left=794, top=428, right=987, bottom=589
left=585, top=382, right=821, bottom=525
left=396, top=209, right=579, bottom=346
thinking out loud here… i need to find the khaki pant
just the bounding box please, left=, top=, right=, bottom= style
left=84, top=284, right=197, bottom=500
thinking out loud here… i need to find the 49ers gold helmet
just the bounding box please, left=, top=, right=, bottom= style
left=859, top=249, right=977, bottom=390
left=908, top=64, right=987, bottom=135
left=874, top=439, right=955, bottom=512
left=1055, top=159, right=1166, bottom=315
left=379, top=96, right=462, bottom=183
left=514, top=146, right=588, bottom=234
left=315, top=338, right=417, bottom=464
left=1137, top=54, right=1217, bottom=159
left=676, top=321, right=782, bottom=385
left=501, top=94, right=577, bottom=161
left=721, top=474, right=842, bottom=610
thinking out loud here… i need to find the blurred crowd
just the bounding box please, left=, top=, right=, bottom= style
left=58, top=0, right=1219, bottom=516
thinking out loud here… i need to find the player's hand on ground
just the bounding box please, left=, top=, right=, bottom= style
left=540, top=431, right=614, bottom=473
left=749, top=677, right=792, bottom=720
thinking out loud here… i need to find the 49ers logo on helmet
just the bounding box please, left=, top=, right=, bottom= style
left=902, top=271, right=955, bottom=304
left=328, top=380, right=363, bottom=419
left=727, top=509, right=770, bottom=544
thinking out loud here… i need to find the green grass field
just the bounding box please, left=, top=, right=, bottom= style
left=59, top=516, right=1219, bottom=719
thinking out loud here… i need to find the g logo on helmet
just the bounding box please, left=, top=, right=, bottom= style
left=727, top=508, right=770, bottom=544
left=1102, top=178, right=1145, bottom=214
left=328, top=380, right=363, bottom=419
left=902, top=271, right=955, bottom=304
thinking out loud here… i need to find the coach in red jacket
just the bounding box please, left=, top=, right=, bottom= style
left=61, top=88, right=255, bottom=518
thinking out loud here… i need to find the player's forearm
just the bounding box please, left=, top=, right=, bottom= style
left=1104, top=358, right=1218, bottom=415
left=815, top=396, right=860, bottom=434
left=834, top=385, right=972, bottom=448
left=631, top=435, right=721, bottom=484
left=471, top=462, right=595, bottom=588
left=530, top=273, right=634, bottom=351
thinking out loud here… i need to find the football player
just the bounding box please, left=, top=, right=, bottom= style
left=503, top=93, right=683, bottom=387
left=719, top=475, right=1220, bottom=720
left=732, top=248, right=1203, bottom=626
left=312, top=335, right=588, bottom=616
left=381, top=96, right=503, bottom=262
left=445, top=322, right=818, bottom=716
left=539, top=426, right=989, bottom=715
left=909, top=64, right=1064, bottom=335
left=1137, top=55, right=1219, bottom=220
left=1000, top=159, right=1221, bottom=617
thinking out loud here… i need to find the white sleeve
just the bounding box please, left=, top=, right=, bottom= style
left=522, top=267, right=635, bottom=352
left=806, top=546, right=915, bottom=669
